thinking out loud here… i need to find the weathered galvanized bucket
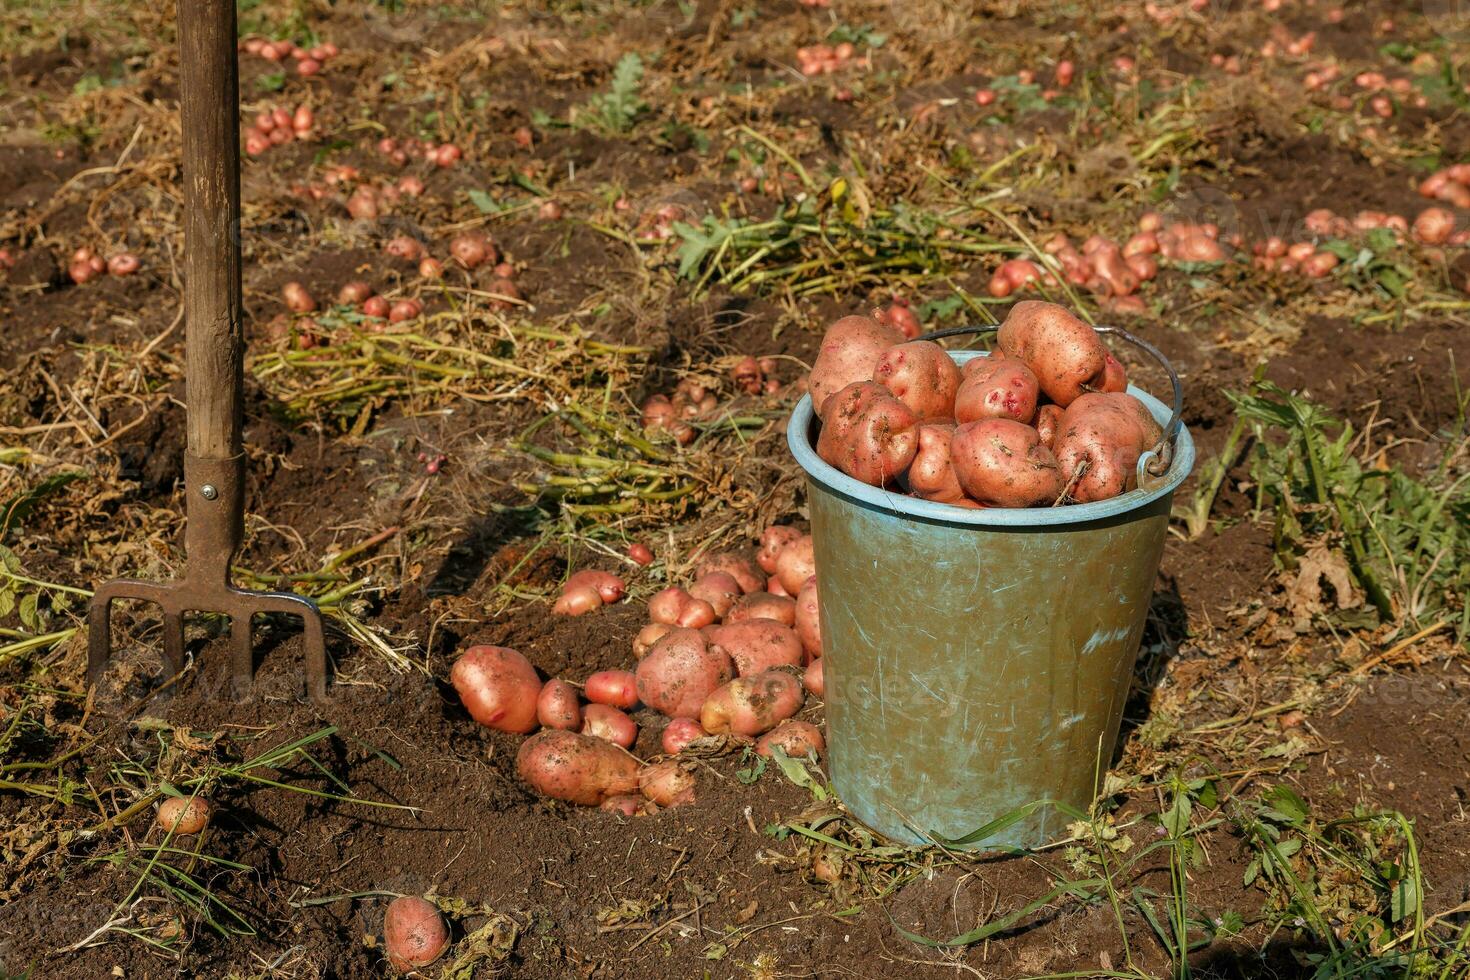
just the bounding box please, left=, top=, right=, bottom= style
left=786, top=325, right=1195, bottom=849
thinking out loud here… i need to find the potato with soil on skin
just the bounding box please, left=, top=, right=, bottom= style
left=815, top=381, right=921, bottom=488
left=451, top=645, right=542, bottom=733
left=585, top=670, right=639, bottom=710
left=724, top=591, right=797, bottom=627
left=872, top=340, right=962, bottom=421
left=633, top=622, right=673, bottom=658
left=516, top=729, right=640, bottom=805
left=661, top=717, right=705, bottom=754
left=756, top=720, right=825, bottom=759
left=774, top=535, right=816, bottom=596
left=581, top=703, right=638, bottom=748
left=156, top=797, right=211, bottom=835
left=383, top=896, right=450, bottom=972
left=552, top=584, right=601, bottom=616
left=537, top=679, right=583, bottom=731
left=706, top=620, right=804, bottom=676
left=1052, top=391, right=1163, bottom=503
left=1100, top=352, right=1128, bottom=393
left=694, top=553, right=764, bottom=594
left=807, top=314, right=905, bottom=419
left=794, top=577, right=821, bottom=660
left=647, top=587, right=717, bottom=628
left=565, top=569, right=626, bottom=604
left=996, top=300, right=1108, bottom=407
left=757, top=525, right=803, bottom=574
left=904, top=422, right=971, bottom=505
left=950, top=419, right=1065, bottom=508
left=689, top=571, right=741, bottom=618
left=954, top=356, right=1040, bottom=425
left=803, top=656, right=824, bottom=697
left=600, top=794, right=647, bottom=816
left=638, top=759, right=696, bottom=807
left=1034, top=404, right=1065, bottom=450
left=635, top=628, right=735, bottom=718
left=700, top=669, right=806, bottom=737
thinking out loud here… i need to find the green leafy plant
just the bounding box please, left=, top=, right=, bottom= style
left=578, top=53, right=647, bottom=133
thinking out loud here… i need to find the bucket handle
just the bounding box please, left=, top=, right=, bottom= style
left=917, top=323, right=1184, bottom=488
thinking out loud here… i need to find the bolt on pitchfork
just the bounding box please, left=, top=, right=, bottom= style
left=88, top=0, right=327, bottom=700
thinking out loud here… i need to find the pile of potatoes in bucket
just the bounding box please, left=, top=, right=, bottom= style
left=809, top=301, right=1162, bottom=507
left=451, top=534, right=825, bottom=812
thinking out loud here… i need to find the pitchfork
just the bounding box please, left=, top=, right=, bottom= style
left=88, top=0, right=327, bottom=700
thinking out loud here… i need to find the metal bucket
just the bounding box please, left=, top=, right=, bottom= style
left=786, top=327, right=1195, bottom=849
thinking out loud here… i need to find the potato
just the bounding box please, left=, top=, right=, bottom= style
left=724, top=592, right=797, bottom=627
left=1100, top=352, right=1127, bottom=393
left=757, top=525, right=803, bottom=574
left=905, top=422, right=968, bottom=504
left=648, top=587, right=717, bottom=628
left=767, top=576, right=789, bottom=597
left=1053, top=392, right=1163, bottom=503
left=950, top=419, right=1065, bottom=508
left=694, top=553, right=764, bottom=594
left=815, top=382, right=921, bottom=488
left=552, top=584, right=602, bottom=616
left=537, top=679, right=583, bottom=730
left=565, top=570, right=626, bottom=604
left=794, top=577, right=821, bottom=660
left=872, top=341, right=961, bottom=421
left=633, top=622, right=674, bottom=658
left=582, top=703, right=638, bottom=748
left=516, top=730, right=640, bottom=805
left=954, top=356, right=1040, bottom=425
left=802, top=656, right=824, bottom=697
left=756, top=720, right=825, bottom=759
left=661, top=717, right=705, bottom=754
left=585, top=670, right=639, bottom=710
left=384, top=896, right=450, bottom=972
left=638, top=760, right=696, bottom=807
left=1034, top=404, right=1065, bottom=450
left=451, top=646, right=542, bottom=733
left=700, top=670, right=805, bottom=737
left=807, top=314, right=905, bottom=419
left=600, top=794, right=646, bottom=816
left=689, top=571, right=741, bottom=618
left=635, top=628, right=735, bottom=718
left=774, top=535, right=816, bottom=596
left=156, top=797, right=211, bottom=835
left=706, top=620, right=803, bottom=676
left=996, top=301, right=1107, bottom=407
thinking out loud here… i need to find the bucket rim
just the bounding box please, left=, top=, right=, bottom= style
left=787, top=350, right=1197, bottom=527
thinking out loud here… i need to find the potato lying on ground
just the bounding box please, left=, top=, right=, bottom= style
left=775, top=535, right=816, bottom=596
left=516, top=730, right=640, bottom=805
left=1053, top=392, right=1163, bottom=503
left=904, top=422, right=970, bottom=505
left=997, top=301, right=1108, bottom=406
left=537, top=679, right=583, bottom=731
left=794, top=577, right=822, bottom=659
left=950, top=419, right=1065, bottom=507
left=661, top=717, right=705, bottom=754
left=725, top=591, right=797, bottom=626
left=803, top=657, right=824, bottom=697
left=872, top=341, right=961, bottom=421
left=954, top=357, right=1040, bottom=425
left=582, top=703, right=638, bottom=748
left=648, top=587, right=718, bottom=628
left=1034, top=404, right=1064, bottom=450
left=757, top=526, right=803, bottom=574
left=156, top=797, right=211, bottom=835
left=816, top=381, right=921, bottom=488
left=700, top=670, right=806, bottom=736
left=384, top=896, right=450, bottom=972
left=552, top=584, right=601, bottom=616
left=756, top=720, right=825, bottom=758
left=694, top=553, right=764, bottom=594
left=633, top=622, right=674, bottom=658
left=706, top=620, right=804, bottom=676
left=452, top=646, right=542, bottom=733
left=635, top=628, right=735, bottom=717
left=585, top=670, right=639, bottom=710
left=808, top=314, right=906, bottom=419
left=600, top=794, right=646, bottom=816
left=639, top=759, right=696, bottom=807
left=565, top=570, right=626, bottom=604
left=689, top=572, right=741, bottom=618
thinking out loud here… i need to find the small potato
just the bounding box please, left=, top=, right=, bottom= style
left=537, top=679, right=583, bottom=731
left=638, top=760, right=696, bottom=807
left=384, top=896, right=450, bottom=972
left=774, top=535, right=816, bottom=596
left=950, top=419, right=1065, bottom=508
left=566, top=570, right=626, bottom=604
left=872, top=341, right=962, bottom=421
left=816, top=381, right=921, bottom=488
left=635, top=628, right=734, bottom=717
left=803, top=656, right=824, bottom=697
left=706, top=620, right=803, bottom=676
left=585, top=670, right=639, bottom=710
left=552, top=584, right=602, bottom=616
left=877, top=301, right=922, bottom=339
left=954, top=356, right=1040, bottom=425
left=700, top=670, right=806, bottom=737
left=516, top=730, right=640, bottom=806
left=582, top=703, right=638, bottom=748
left=281, top=280, right=316, bottom=314
left=757, top=525, right=803, bottom=574
left=1100, top=352, right=1128, bottom=393
left=996, top=301, right=1107, bottom=407
left=905, top=423, right=967, bottom=504
left=661, top=717, right=705, bottom=754
left=1034, top=404, right=1065, bottom=449
left=156, top=797, right=211, bottom=835
left=694, top=553, right=765, bottom=594
left=337, top=280, right=374, bottom=304
left=807, top=314, right=905, bottom=419
left=600, top=794, right=645, bottom=816
left=689, top=571, right=742, bottom=618
left=756, top=720, right=825, bottom=759
left=452, top=645, right=542, bottom=733
left=724, top=592, right=797, bottom=627
left=633, top=622, right=674, bottom=658
left=647, top=587, right=717, bottom=628
left=450, top=231, right=495, bottom=269
left=1053, top=392, right=1163, bottom=503
left=795, top=577, right=822, bottom=660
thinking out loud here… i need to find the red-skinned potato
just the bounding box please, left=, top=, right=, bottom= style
left=756, top=720, right=825, bottom=759
left=633, top=622, right=674, bottom=658
left=807, top=315, right=905, bottom=419
left=638, top=760, right=696, bottom=807
left=585, top=670, right=639, bottom=710
left=689, top=572, right=742, bottom=618
left=156, top=797, right=211, bottom=835
left=647, top=587, right=717, bottom=628
left=700, top=670, right=806, bottom=736
left=582, top=703, right=638, bottom=748
left=757, top=526, right=802, bottom=574
left=706, top=620, right=803, bottom=676
left=996, top=301, right=1107, bottom=407
left=872, top=341, right=962, bottom=421
left=566, top=570, right=626, bottom=604
left=635, top=628, right=734, bottom=717
left=661, top=717, right=705, bottom=754
left=795, top=577, right=822, bottom=660
left=725, top=592, right=797, bottom=626
left=451, top=646, right=541, bottom=733
left=695, top=553, right=764, bottom=594
left=954, top=356, right=1040, bottom=425
left=950, top=419, right=1065, bottom=507
left=774, top=535, right=816, bottom=596
left=552, top=584, right=602, bottom=616
left=1100, top=352, right=1128, bottom=393
left=877, top=301, right=922, bottom=339
left=816, top=381, right=921, bottom=488
left=1035, top=404, right=1065, bottom=450
left=384, top=896, right=450, bottom=972
left=516, top=729, right=640, bottom=805
left=600, top=794, right=645, bottom=816
left=1053, top=392, right=1162, bottom=503
left=537, top=679, right=583, bottom=731
left=803, top=656, right=824, bottom=697
left=905, top=423, right=968, bottom=504
left=767, top=576, right=789, bottom=597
